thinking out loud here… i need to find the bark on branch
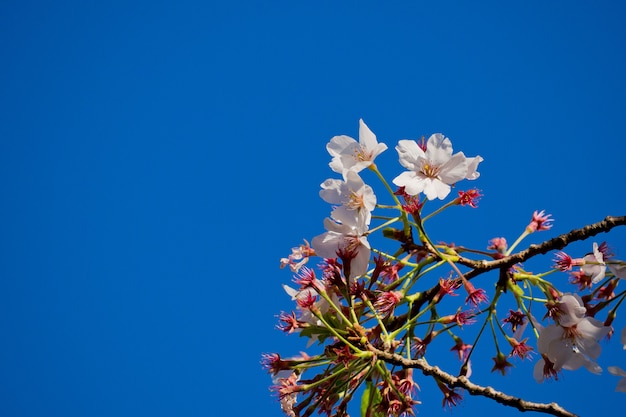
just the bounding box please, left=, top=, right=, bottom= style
left=369, top=347, right=579, bottom=417
left=459, top=215, right=626, bottom=279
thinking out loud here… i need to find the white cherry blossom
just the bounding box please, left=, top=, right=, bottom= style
left=535, top=293, right=610, bottom=380
left=320, top=170, right=376, bottom=226
left=327, top=119, right=387, bottom=176
left=311, top=209, right=370, bottom=280
left=582, top=242, right=606, bottom=284
left=392, top=134, right=482, bottom=200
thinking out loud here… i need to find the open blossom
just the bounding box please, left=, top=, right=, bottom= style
left=327, top=119, right=387, bottom=176
left=535, top=293, right=610, bottom=380
left=581, top=242, right=607, bottom=284
left=320, top=170, right=376, bottom=226
left=392, top=134, right=482, bottom=200
left=311, top=209, right=371, bottom=280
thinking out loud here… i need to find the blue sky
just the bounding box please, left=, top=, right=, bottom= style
left=1, top=1, right=625, bottom=416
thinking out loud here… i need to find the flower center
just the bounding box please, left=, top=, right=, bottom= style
left=421, top=163, right=440, bottom=178
left=354, top=146, right=373, bottom=162
left=347, top=191, right=365, bottom=210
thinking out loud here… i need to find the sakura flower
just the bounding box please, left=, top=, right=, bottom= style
left=552, top=293, right=586, bottom=327
left=320, top=170, right=376, bottom=226
left=535, top=294, right=610, bottom=379
left=327, top=119, right=388, bottom=176
left=581, top=242, right=606, bottom=284
left=311, top=209, right=371, bottom=280
left=392, top=134, right=482, bottom=200
left=608, top=366, right=626, bottom=392
left=537, top=322, right=606, bottom=375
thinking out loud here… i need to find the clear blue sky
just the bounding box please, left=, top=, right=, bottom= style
left=1, top=1, right=625, bottom=416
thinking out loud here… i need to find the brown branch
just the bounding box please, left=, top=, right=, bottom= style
left=387, top=215, right=626, bottom=332
left=458, top=215, right=626, bottom=279
left=369, top=347, right=579, bottom=417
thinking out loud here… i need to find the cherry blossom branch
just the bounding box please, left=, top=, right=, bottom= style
left=458, top=215, right=626, bottom=279
left=390, top=216, right=626, bottom=329
left=368, top=346, right=579, bottom=417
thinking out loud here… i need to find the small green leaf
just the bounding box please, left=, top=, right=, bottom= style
left=360, top=380, right=383, bottom=417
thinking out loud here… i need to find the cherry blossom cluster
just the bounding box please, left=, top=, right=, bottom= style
left=265, top=120, right=626, bottom=417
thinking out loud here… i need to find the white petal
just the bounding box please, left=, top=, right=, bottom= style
left=359, top=119, right=377, bottom=149
left=533, top=359, right=546, bottom=383
left=319, top=178, right=344, bottom=204
left=392, top=170, right=423, bottom=195
left=422, top=178, right=451, bottom=200
left=327, top=135, right=356, bottom=156
left=438, top=152, right=469, bottom=185
left=349, top=245, right=371, bottom=279
left=608, top=366, right=626, bottom=377
left=577, top=317, right=611, bottom=342
left=395, top=140, right=425, bottom=171
left=311, top=230, right=341, bottom=259
left=558, top=293, right=586, bottom=327
left=465, top=155, right=483, bottom=180
left=283, top=284, right=299, bottom=300
left=426, top=134, right=453, bottom=165
left=609, top=263, right=626, bottom=279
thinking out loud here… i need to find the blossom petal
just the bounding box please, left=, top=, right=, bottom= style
left=438, top=152, right=470, bottom=184
left=392, top=170, right=423, bottom=195
left=422, top=178, right=451, bottom=200
left=465, top=156, right=483, bottom=180
left=396, top=139, right=425, bottom=171
left=425, top=134, right=453, bottom=166
left=359, top=119, right=377, bottom=149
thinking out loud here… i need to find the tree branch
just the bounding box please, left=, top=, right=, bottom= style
left=458, top=215, right=626, bottom=279
left=369, top=347, right=579, bottom=417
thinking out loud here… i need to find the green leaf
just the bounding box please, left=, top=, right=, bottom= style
left=360, top=380, right=383, bottom=417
